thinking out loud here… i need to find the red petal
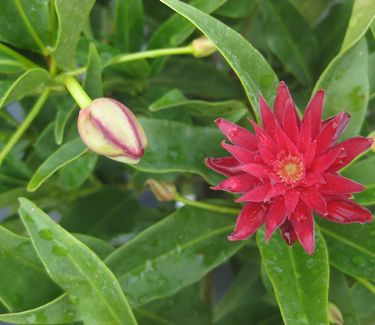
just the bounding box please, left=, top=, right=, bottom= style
left=304, top=90, right=324, bottom=139
left=265, top=199, right=287, bottom=240
left=264, top=183, right=288, bottom=201
left=299, top=110, right=312, bottom=153
left=324, top=198, right=373, bottom=224
left=283, top=99, right=300, bottom=144
left=228, top=202, right=266, bottom=240
left=303, top=139, right=317, bottom=167
left=216, top=118, right=257, bottom=150
left=280, top=220, right=298, bottom=245
left=300, top=187, right=327, bottom=215
left=309, top=147, right=344, bottom=173
left=238, top=163, right=270, bottom=180
left=284, top=190, right=300, bottom=214
left=290, top=203, right=315, bottom=254
left=274, top=81, right=292, bottom=125
left=221, top=141, right=256, bottom=164
left=211, top=174, right=259, bottom=193
left=250, top=120, right=277, bottom=164
left=205, top=157, right=241, bottom=177
left=320, top=174, right=364, bottom=194
left=329, top=137, right=373, bottom=172
left=302, top=173, right=325, bottom=187
left=259, top=94, right=275, bottom=134
left=235, top=182, right=272, bottom=202
left=274, top=120, right=298, bottom=155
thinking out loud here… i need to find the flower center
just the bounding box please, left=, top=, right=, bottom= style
left=276, top=155, right=304, bottom=184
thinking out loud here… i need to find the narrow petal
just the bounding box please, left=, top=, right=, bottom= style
left=320, top=174, right=364, bottom=194
left=283, top=99, right=300, bottom=144
left=304, top=90, right=324, bottom=139
left=221, top=141, right=256, bottom=164
left=299, top=110, right=312, bottom=153
left=324, top=198, right=373, bottom=224
left=274, top=120, right=298, bottom=155
left=302, top=173, right=325, bottom=187
left=228, top=202, right=266, bottom=240
left=274, top=81, right=292, bottom=124
left=264, top=183, right=288, bottom=201
left=280, top=220, right=298, bottom=245
left=259, top=94, right=275, bottom=134
left=290, top=203, right=315, bottom=254
left=265, top=198, right=287, bottom=240
left=216, top=118, right=257, bottom=150
left=284, top=190, right=300, bottom=214
left=211, top=174, right=259, bottom=193
left=238, top=163, right=270, bottom=180
left=300, top=187, right=327, bottom=215
left=328, top=137, right=373, bottom=172
left=205, top=157, right=241, bottom=177
left=235, top=182, right=272, bottom=202
left=309, top=147, right=344, bottom=173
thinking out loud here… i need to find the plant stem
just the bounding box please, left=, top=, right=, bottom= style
left=63, top=75, right=92, bottom=109
left=0, top=88, right=50, bottom=166
left=65, top=45, right=195, bottom=76
left=174, top=193, right=240, bottom=215
left=0, top=43, right=38, bottom=69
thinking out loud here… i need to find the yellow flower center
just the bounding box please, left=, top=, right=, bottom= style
left=276, top=155, right=304, bottom=184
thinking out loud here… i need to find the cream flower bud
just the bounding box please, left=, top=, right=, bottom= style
left=145, top=179, right=176, bottom=202
left=191, top=37, right=217, bottom=58
left=78, top=98, right=147, bottom=164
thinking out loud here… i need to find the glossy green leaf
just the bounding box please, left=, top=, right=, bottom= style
left=148, top=0, right=227, bottom=49
left=329, top=268, right=360, bottom=325
left=84, top=43, right=103, bottom=98
left=105, top=206, right=244, bottom=307
left=341, top=0, right=375, bottom=52
left=0, top=225, right=60, bottom=312
left=52, top=0, right=96, bottom=69
left=318, top=219, right=375, bottom=280
left=0, top=68, right=50, bottom=109
left=115, top=0, right=144, bottom=52
left=289, top=0, right=331, bottom=26
left=54, top=97, right=75, bottom=145
left=342, top=156, right=375, bottom=186
left=260, top=0, right=318, bottom=85
left=27, top=138, right=88, bottom=192
left=0, top=0, right=50, bottom=53
left=160, top=0, right=279, bottom=122
left=149, top=89, right=248, bottom=122
left=135, top=118, right=225, bottom=185
left=216, top=0, right=257, bottom=19
left=18, top=198, right=137, bottom=325
left=351, top=283, right=375, bottom=325
left=73, top=233, right=114, bottom=260
left=354, top=185, right=375, bottom=206
left=0, top=56, right=25, bottom=75
left=313, top=39, right=368, bottom=139
left=257, top=227, right=329, bottom=325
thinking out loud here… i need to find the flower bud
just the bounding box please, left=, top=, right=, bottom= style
left=145, top=179, right=176, bottom=202
left=191, top=37, right=217, bottom=58
left=78, top=98, right=147, bottom=164
left=328, top=302, right=343, bottom=325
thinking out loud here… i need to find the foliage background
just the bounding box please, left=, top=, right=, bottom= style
left=0, top=0, right=374, bottom=324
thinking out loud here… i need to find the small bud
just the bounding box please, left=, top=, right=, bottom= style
left=191, top=37, right=217, bottom=58
left=145, top=179, right=176, bottom=202
left=368, top=131, right=375, bottom=152
left=328, top=302, right=343, bottom=325
left=78, top=98, right=147, bottom=164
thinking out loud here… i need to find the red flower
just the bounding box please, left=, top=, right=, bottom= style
left=206, top=82, right=373, bottom=254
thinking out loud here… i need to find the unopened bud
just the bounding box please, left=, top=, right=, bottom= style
left=368, top=131, right=375, bottom=152
left=328, top=302, right=343, bottom=325
left=145, top=179, right=176, bottom=202
left=191, top=37, right=217, bottom=58
left=78, top=98, right=147, bottom=164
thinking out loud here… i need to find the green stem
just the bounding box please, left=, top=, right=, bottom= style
left=174, top=193, right=240, bottom=215
left=0, top=43, right=38, bottom=69
left=63, top=75, right=92, bottom=109
left=65, top=45, right=194, bottom=76
left=0, top=88, right=50, bottom=166
left=355, top=276, right=375, bottom=294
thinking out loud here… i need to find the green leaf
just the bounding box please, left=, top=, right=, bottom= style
left=149, top=89, right=248, bottom=123
left=52, top=0, right=96, bottom=69
left=342, top=156, right=375, bottom=186
left=135, top=118, right=225, bottom=185
left=216, top=0, right=257, bottom=19
left=351, top=283, right=375, bottom=325
left=115, top=0, right=144, bottom=52
left=354, top=185, right=375, bottom=206
left=0, top=225, right=60, bottom=312
left=160, top=0, right=279, bottom=122
left=27, top=138, right=88, bottom=192
left=289, top=0, right=331, bottom=26
left=18, top=198, right=137, bottom=325
left=149, top=0, right=227, bottom=49
left=341, top=0, right=375, bottom=52
left=105, top=206, right=244, bottom=307
left=260, top=0, right=318, bottom=85
left=73, top=233, right=114, bottom=259
left=329, top=268, right=360, bottom=325
left=318, top=219, right=375, bottom=280
left=54, top=96, right=75, bottom=145
left=313, top=39, right=369, bottom=139
left=257, top=227, right=329, bottom=325
left=84, top=43, right=103, bottom=98
left=0, top=0, right=50, bottom=53
left=0, top=68, right=50, bottom=109
left=0, top=57, right=25, bottom=75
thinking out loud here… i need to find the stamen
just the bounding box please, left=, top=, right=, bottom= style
left=276, top=155, right=304, bottom=184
